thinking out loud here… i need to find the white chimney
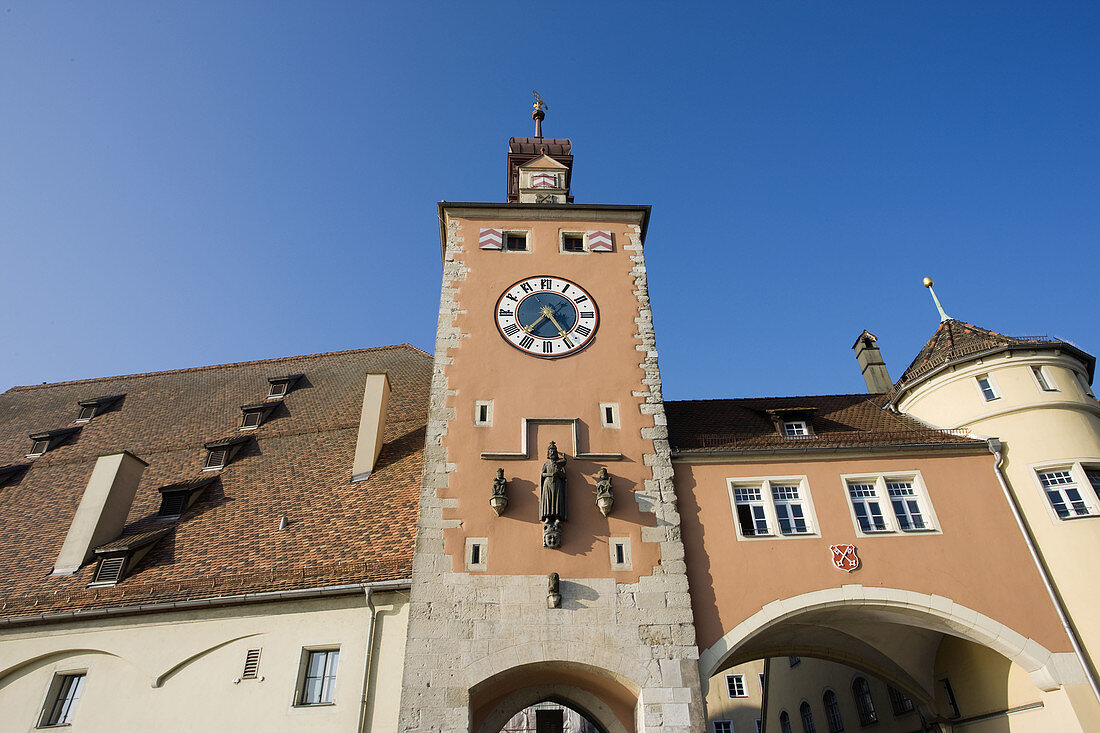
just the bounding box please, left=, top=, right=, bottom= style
left=352, top=373, right=391, bottom=482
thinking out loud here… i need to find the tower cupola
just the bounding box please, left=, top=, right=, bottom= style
left=506, top=92, right=574, bottom=203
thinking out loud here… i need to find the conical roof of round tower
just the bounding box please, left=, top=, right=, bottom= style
left=895, top=318, right=1095, bottom=391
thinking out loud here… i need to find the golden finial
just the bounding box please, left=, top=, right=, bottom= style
left=532, top=90, right=548, bottom=112
left=922, top=276, right=951, bottom=322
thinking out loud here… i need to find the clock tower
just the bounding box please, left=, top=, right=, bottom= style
left=399, top=103, right=705, bottom=732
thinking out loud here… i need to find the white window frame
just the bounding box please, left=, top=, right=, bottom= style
left=713, top=722, right=733, bottom=733
left=782, top=420, right=810, bottom=437
left=560, top=231, right=588, bottom=254
left=502, top=230, right=531, bottom=252
left=609, top=537, right=632, bottom=571
left=474, top=400, right=493, bottom=427
left=1030, top=461, right=1100, bottom=522
left=294, top=647, right=340, bottom=707
left=600, top=402, right=620, bottom=429
left=841, top=472, right=941, bottom=537
left=974, top=373, right=1000, bottom=402
left=465, top=537, right=488, bottom=571
left=726, top=673, right=748, bottom=698
left=1029, top=365, right=1058, bottom=392
left=727, top=476, right=819, bottom=540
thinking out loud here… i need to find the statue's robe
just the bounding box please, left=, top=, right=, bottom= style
left=540, top=458, right=567, bottom=522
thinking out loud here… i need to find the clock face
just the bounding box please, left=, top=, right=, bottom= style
left=495, top=276, right=599, bottom=358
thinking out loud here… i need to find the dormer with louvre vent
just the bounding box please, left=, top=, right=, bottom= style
left=90, top=527, right=171, bottom=587
left=203, top=435, right=252, bottom=471
left=74, top=394, right=124, bottom=423
left=240, top=402, right=278, bottom=430
left=27, top=427, right=81, bottom=457
left=0, top=463, right=30, bottom=489
left=267, top=373, right=304, bottom=399
left=157, top=476, right=215, bottom=519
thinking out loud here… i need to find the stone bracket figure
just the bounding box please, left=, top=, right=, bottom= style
left=547, top=572, right=561, bottom=609
left=594, top=467, right=614, bottom=516
left=540, top=441, right=568, bottom=548
left=490, top=468, right=508, bottom=516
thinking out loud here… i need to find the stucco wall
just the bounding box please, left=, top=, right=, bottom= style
left=0, top=591, right=408, bottom=732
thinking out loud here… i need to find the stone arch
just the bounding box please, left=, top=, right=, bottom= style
left=152, top=633, right=261, bottom=688
left=469, top=660, right=640, bottom=733
left=0, top=648, right=138, bottom=689
left=699, top=586, right=1072, bottom=696
left=476, top=685, right=628, bottom=733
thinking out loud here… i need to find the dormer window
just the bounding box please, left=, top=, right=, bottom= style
left=763, top=408, right=817, bottom=439
left=267, top=374, right=303, bottom=399
left=74, top=394, right=124, bottom=423
left=90, top=527, right=171, bottom=586
left=0, top=463, right=29, bottom=488
left=27, top=427, right=81, bottom=457
left=157, top=476, right=215, bottom=518
left=240, top=402, right=277, bottom=430
left=203, top=435, right=251, bottom=471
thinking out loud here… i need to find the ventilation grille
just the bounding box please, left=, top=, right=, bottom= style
left=158, top=492, right=188, bottom=517
left=94, top=556, right=126, bottom=584
left=242, top=648, right=261, bottom=679
left=206, top=448, right=228, bottom=469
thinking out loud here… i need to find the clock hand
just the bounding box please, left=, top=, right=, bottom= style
left=545, top=312, right=573, bottom=347
left=522, top=313, right=548, bottom=333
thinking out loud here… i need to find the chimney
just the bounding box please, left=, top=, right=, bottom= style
left=853, top=330, right=894, bottom=394
left=53, top=451, right=148, bottom=575
left=352, top=373, right=391, bottom=482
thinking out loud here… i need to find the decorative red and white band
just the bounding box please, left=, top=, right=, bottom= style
left=587, top=230, right=613, bottom=252
left=531, top=173, right=557, bottom=189
left=479, top=228, right=503, bottom=250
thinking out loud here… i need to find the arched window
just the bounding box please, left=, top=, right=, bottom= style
left=779, top=710, right=793, bottom=733
left=823, top=690, right=844, bottom=732
left=800, top=701, right=816, bottom=733
left=852, top=677, right=878, bottom=726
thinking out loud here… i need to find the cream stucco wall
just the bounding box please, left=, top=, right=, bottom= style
left=705, top=660, right=764, bottom=733
left=896, top=351, right=1100, bottom=682
left=0, top=590, right=409, bottom=733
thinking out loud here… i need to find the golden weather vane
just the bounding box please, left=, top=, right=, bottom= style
left=532, top=90, right=548, bottom=112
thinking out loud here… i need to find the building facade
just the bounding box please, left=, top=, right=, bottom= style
left=1, top=113, right=1098, bottom=732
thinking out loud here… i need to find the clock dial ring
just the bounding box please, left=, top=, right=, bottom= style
left=494, top=275, right=599, bottom=359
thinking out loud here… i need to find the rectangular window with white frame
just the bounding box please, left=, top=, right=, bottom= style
left=713, top=722, right=733, bottom=733
left=782, top=420, right=809, bottom=437
left=600, top=402, right=620, bottom=429
left=844, top=473, right=939, bottom=536
left=474, top=400, right=493, bottom=427
left=1034, top=464, right=1100, bottom=520
left=296, top=648, right=339, bottom=706
left=1030, top=365, right=1058, bottom=392
left=728, top=476, right=818, bottom=540
left=726, top=673, right=747, bottom=698
left=975, top=374, right=1000, bottom=401
left=504, top=231, right=529, bottom=251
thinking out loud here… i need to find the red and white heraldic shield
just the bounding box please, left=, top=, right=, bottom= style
left=830, top=544, right=860, bottom=572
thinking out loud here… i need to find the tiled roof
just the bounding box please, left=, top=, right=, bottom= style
left=0, top=345, right=431, bottom=623
left=667, top=393, right=982, bottom=454
left=897, top=319, right=1093, bottom=386
left=95, top=526, right=173, bottom=554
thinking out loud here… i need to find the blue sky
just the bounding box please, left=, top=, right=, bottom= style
left=2, top=2, right=1098, bottom=399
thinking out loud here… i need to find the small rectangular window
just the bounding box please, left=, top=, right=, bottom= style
left=268, top=381, right=289, bottom=398
left=41, top=672, right=85, bottom=727
left=76, top=405, right=96, bottom=422
left=848, top=482, right=888, bottom=532
left=242, top=648, right=262, bottom=679
left=93, top=556, right=126, bottom=585
left=733, top=486, right=770, bottom=537
left=1031, top=366, right=1057, bottom=391
left=465, top=538, right=487, bottom=571
left=1038, top=470, right=1092, bottom=519
left=976, top=374, right=999, bottom=401
left=609, top=538, right=631, bottom=570
left=299, top=649, right=339, bottom=706
left=562, top=233, right=585, bottom=253
left=783, top=420, right=809, bottom=437
left=725, top=673, right=747, bottom=698
left=600, top=402, right=620, bottom=429
left=241, top=410, right=263, bottom=429
left=713, top=722, right=733, bottom=733
left=504, top=232, right=528, bottom=251
left=474, top=400, right=493, bottom=427
left=158, top=492, right=188, bottom=518
left=29, top=439, right=49, bottom=456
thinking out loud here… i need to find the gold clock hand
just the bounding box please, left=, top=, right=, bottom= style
left=545, top=312, right=573, bottom=347
left=523, top=313, right=548, bottom=333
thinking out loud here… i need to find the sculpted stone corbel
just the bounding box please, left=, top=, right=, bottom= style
left=594, top=467, right=614, bottom=516
left=489, top=467, right=508, bottom=516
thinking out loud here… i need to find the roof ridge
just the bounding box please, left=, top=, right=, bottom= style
left=5, top=343, right=432, bottom=393
left=666, top=392, right=889, bottom=405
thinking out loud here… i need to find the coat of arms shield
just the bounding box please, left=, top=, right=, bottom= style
left=830, top=544, right=860, bottom=572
